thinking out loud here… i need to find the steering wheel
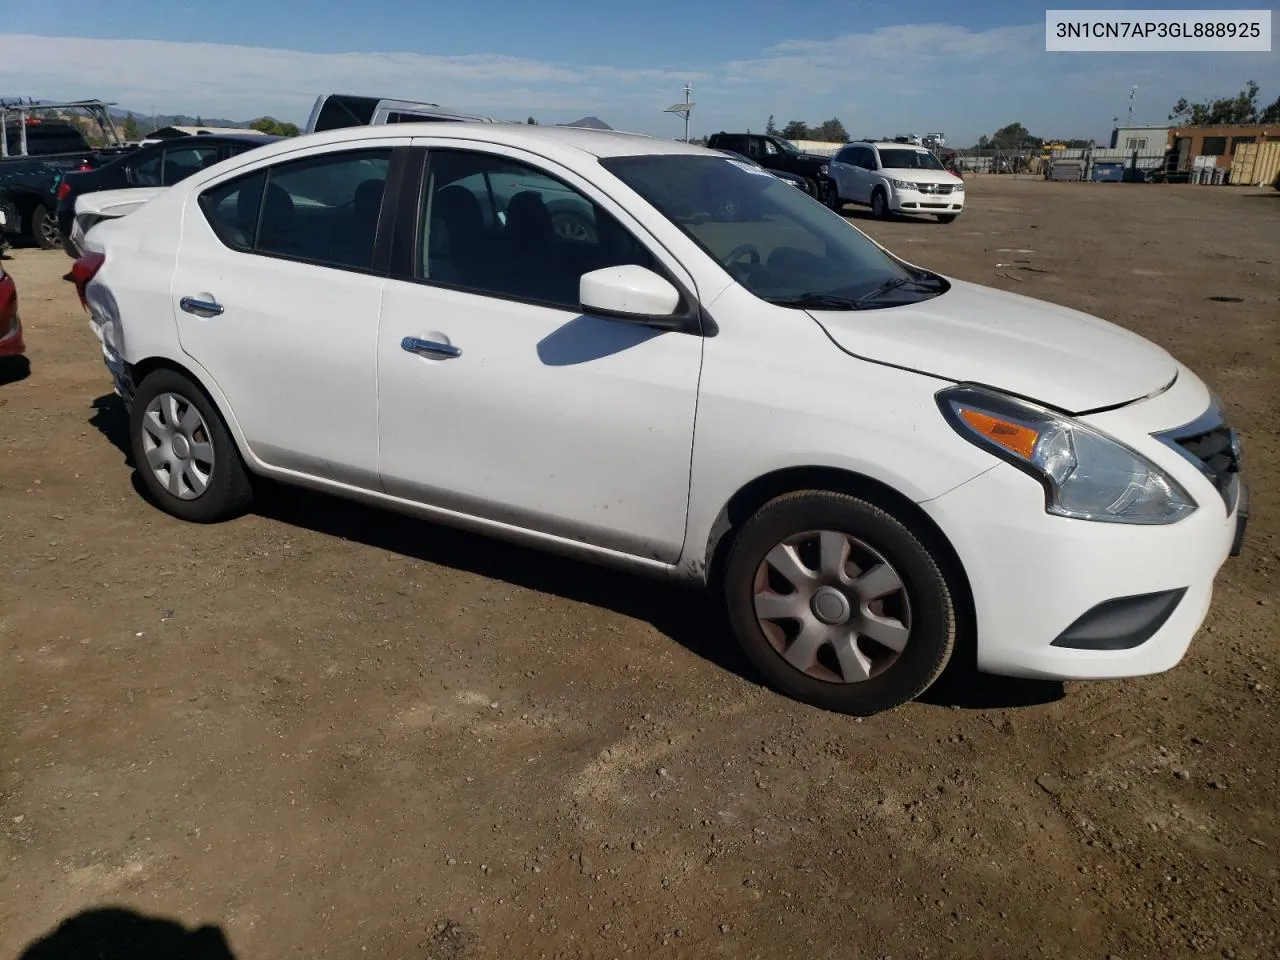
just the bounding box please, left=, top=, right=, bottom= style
left=723, top=243, right=761, bottom=267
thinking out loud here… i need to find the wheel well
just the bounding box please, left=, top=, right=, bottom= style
left=704, top=466, right=976, bottom=667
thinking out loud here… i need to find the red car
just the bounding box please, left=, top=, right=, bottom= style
left=0, top=259, right=25, bottom=360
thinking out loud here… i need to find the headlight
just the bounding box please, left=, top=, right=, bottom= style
left=888, top=178, right=915, bottom=190
left=938, top=385, right=1197, bottom=525
left=952, top=182, right=964, bottom=192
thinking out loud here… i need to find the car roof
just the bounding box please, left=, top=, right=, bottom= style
left=145, top=133, right=281, bottom=148
left=852, top=141, right=930, bottom=150
left=230, top=122, right=712, bottom=163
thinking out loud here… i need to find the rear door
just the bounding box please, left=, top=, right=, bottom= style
left=169, top=138, right=406, bottom=488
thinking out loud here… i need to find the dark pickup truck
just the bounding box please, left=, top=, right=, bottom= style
left=2, top=113, right=133, bottom=248
left=705, top=132, right=833, bottom=201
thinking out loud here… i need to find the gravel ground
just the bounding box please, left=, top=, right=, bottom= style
left=2, top=175, right=1278, bottom=960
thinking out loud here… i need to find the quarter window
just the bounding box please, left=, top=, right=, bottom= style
left=198, top=148, right=392, bottom=270
left=417, top=150, right=658, bottom=310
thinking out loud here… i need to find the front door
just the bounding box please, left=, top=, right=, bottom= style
left=171, top=141, right=399, bottom=488
left=375, top=143, right=704, bottom=561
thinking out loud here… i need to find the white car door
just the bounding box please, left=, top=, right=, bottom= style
left=170, top=139, right=402, bottom=488
left=375, top=141, right=704, bottom=562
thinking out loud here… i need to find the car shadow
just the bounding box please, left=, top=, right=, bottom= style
left=16, top=907, right=236, bottom=960
left=835, top=207, right=952, bottom=225
left=88, top=392, right=1069, bottom=714
left=0, top=355, right=30, bottom=385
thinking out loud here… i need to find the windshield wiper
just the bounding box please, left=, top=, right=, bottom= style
left=764, top=293, right=869, bottom=310
left=851, top=273, right=945, bottom=306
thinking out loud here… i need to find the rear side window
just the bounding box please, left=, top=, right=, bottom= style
left=311, top=95, right=379, bottom=132
left=199, top=170, right=266, bottom=250
left=198, top=148, right=392, bottom=271
left=161, top=145, right=220, bottom=185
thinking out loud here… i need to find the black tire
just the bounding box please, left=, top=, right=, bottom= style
left=937, top=214, right=958, bottom=223
left=32, top=204, right=59, bottom=250
left=804, top=177, right=821, bottom=200
left=826, top=184, right=844, bottom=212
left=870, top=188, right=890, bottom=220
left=722, top=491, right=955, bottom=716
left=129, top=368, right=254, bottom=523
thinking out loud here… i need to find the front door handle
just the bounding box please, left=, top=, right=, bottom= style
left=401, top=336, right=461, bottom=359
left=180, top=296, right=223, bottom=317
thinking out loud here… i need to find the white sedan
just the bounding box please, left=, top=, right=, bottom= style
left=71, top=123, right=1247, bottom=715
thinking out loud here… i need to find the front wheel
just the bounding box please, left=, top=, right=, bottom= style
left=937, top=214, right=958, bottom=223
left=870, top=188, right=890, bottom=220
left=723, top=491, right=955, bottom=716
left=31, top=204, right=59, bottom=250
left=129, top=369, right=254, bottom=523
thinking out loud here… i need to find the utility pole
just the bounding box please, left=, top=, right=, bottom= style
left=1127, top=85, right=1136, bottom=126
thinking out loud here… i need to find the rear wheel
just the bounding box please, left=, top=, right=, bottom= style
left=723, top=491, right=955, bottom=715
left=31, top=204, right=59, bottom=250
left=129, top=369, right=254, bottom=523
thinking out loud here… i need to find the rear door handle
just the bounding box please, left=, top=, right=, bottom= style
left=401, top=336, right=461, bottom=359
left=180, top=296, right=224, bottom=317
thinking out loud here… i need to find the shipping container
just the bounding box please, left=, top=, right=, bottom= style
left=1230, top=141, right=1280, bottom=187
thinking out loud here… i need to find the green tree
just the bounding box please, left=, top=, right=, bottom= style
left=990, top=122, right=1041, bottom=148
left=1170, top=80, right=1278, bottom=125
left=526, top=116, right=538, bottom=125
left=779, top=120, right=809, bottom=140
left=194, top=115, right=204, bottom=126
left=248, top=116, right=300, bottom=137
left=813, top=117, right=848, bottom=142
left=765, top=114, right=777, bottom=134
left=122, top=112, right=140, bottom=141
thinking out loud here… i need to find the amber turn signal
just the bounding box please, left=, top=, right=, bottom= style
left=957, top=408, right=1040, bottom=460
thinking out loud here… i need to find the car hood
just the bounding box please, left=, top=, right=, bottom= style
left=809, top=278, right=1178, bottom=413
left=882, top=168, right=962, bottom=185
left=76, top=186, right=165, bottom=219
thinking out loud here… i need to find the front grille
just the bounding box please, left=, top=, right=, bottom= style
left=1154, top=404, right=1241, bottom=512
left=917, top=183, right=953, bottom=194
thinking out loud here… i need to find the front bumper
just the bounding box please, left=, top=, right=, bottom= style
left=889, top=187, right=964, bottom=214
left=922, top=379, right=1246, bottom=681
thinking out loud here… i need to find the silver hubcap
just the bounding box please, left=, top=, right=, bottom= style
left=140, top=392, right=215, bottom=500
left=752, top=530, right=912, bottom=684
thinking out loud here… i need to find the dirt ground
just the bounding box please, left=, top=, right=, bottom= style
left=2, top=176, right=1277, bottom=960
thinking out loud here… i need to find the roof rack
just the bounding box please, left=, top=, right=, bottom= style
left=1, top=98, right=123, bottom=158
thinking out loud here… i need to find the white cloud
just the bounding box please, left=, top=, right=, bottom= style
left=1, top=28, right=1276, bottom=142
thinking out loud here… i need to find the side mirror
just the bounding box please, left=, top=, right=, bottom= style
left=580, top=265, right=685, bottom=329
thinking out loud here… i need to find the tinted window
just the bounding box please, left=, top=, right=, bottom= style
left=312, top=95, right=379, bottom=132
left=386, top=112, right=458, bottom=123
left=162, top=145, right=220, bottom=185
left=132, top=150, right=164, bottom=186
left=3, top=121, right=90, bottom=156
left=601, top=154, right=928, bottom=306
left=198, top=148, right=391, bottom=269
left=199, top=170, right=266, bottom=250
left=419, top=150, right=657, bottom=310
left=834, top=147, right=858, bottom=165
left=255, top=149, right=391, bottom=268
left=857, top=148, right=875, bottom=169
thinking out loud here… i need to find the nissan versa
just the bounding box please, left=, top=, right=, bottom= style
left=71, top=124, right=1248, bottom=715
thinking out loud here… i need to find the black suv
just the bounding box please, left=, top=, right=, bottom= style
left=705, top=132, right=832, bottom=200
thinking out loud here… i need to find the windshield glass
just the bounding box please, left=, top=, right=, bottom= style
left=601, top=154, right=941, bottom=305
left=877, top=149, right=944, bottom=171
left=773, top=138, right=799, bottom=155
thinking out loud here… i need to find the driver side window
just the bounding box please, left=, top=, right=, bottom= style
left=417, top=149, right=658, bottom=311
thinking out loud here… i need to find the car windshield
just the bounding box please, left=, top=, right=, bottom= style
left=601, top=154, right=943, bottom=306
left=878, top=149, right=944, bottom=171
left=774, top=138, right=800, bottom=155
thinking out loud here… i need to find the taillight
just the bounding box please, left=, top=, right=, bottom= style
left=76, top=162, right=93, bottom=172
left=57, top=181, right=72, bottom=200
left=71, top=251, right=105, bottom=311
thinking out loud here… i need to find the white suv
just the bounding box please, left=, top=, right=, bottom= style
left=71, top=124, right=1247, bottom=716
left=829, top=141, right=964, bottom=222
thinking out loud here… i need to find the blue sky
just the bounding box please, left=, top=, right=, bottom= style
left=2, top=1, right=1276, bottom=144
